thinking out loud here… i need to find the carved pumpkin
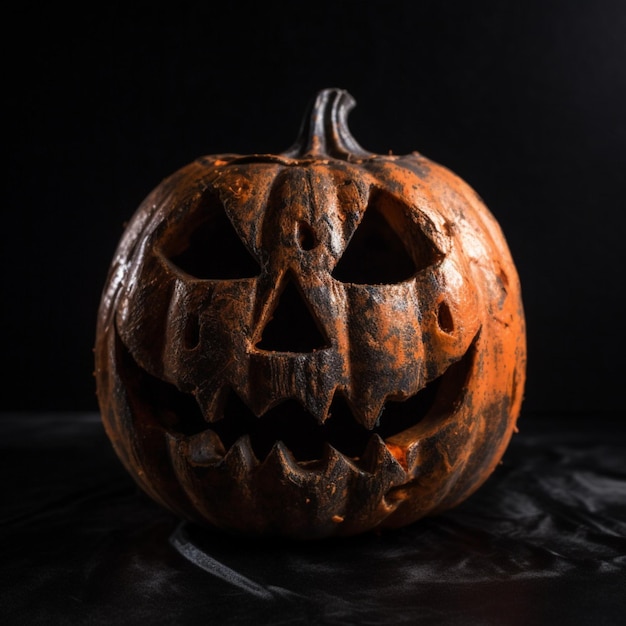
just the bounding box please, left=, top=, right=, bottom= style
left=95, top=88, right=526, bottom=539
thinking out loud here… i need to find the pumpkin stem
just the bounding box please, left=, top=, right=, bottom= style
left=282, top=88, right=372, bottom=160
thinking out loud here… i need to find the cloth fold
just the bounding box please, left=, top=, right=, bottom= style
left=1, top=412, right=624, bottom=625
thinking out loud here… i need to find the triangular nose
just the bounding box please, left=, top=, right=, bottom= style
left=255, top=275, right=330, bottom=353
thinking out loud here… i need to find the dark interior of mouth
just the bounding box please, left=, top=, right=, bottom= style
left=117, top=330, right=474, bottom=463
left=209, top=388, right=443, bottom=461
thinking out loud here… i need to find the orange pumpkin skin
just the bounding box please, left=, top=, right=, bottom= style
left=94, top=89, right=526, bottom=539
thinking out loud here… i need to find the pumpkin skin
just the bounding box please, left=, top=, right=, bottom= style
left=94, top=88, right=526, bottom=539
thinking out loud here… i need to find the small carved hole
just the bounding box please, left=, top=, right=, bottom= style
left=297, top=221, right=317, bottom=250
left=184, top=313, right=200, bottom=349
left=437, top=301, right=454, bottom=333
left=498, top=267, right=510, bottom=291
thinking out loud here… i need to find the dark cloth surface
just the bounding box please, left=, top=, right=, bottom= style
left=1, top=412, right=624, bottom=625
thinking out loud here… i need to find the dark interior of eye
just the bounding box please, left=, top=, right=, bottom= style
left=165, top=196, right=261, bottom=280
left=332, top=190, right=439, bottom=284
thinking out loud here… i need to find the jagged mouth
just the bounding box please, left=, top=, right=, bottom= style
left=117, top=330, right=477, bottom=470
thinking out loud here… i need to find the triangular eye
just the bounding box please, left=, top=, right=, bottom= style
left=256, top=275, right=330, bottom=353
left=332, top=190, right=439, bottom=284
left=165, top=196, right=261, bottom=280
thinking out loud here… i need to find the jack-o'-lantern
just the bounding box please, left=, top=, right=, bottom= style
left=95, top=88, right=526, bottom=539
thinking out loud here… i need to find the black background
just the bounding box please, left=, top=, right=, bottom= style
left=2, top=4, right=625, bottom=625
left=4, top=0, right=626, bottom=415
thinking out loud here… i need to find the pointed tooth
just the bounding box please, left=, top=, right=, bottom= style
left=246, top=392, right=275, bottom=418
left=347, top=394, right=386, bottom=430
left=384, top=440, right=421, bottom=476
left=322, top=441, right=344, bottom=466
left=299, top=385, right=336, bottom=424
left=228, top=381, right=263, bottom=417
left=321, top=443, right=362, bottom=478
left=262, top=441, right=305, bottom=479
left=184, top=429, right=226, bottom=466
left=223, top=435, right=259, bottom=476
left=315, top=443, right=359, bottom=514
left=303, top=396, right=330, bottom=425
left=195, top=385, right=230, bottom=424
left=235, top=363, right=284, bottom=417
left=405, top=442, right=421, bottom=475
left=361, top=434, right=406, bottom=482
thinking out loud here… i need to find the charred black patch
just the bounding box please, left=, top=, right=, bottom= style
left=398, top=156, right=432, bottom=179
